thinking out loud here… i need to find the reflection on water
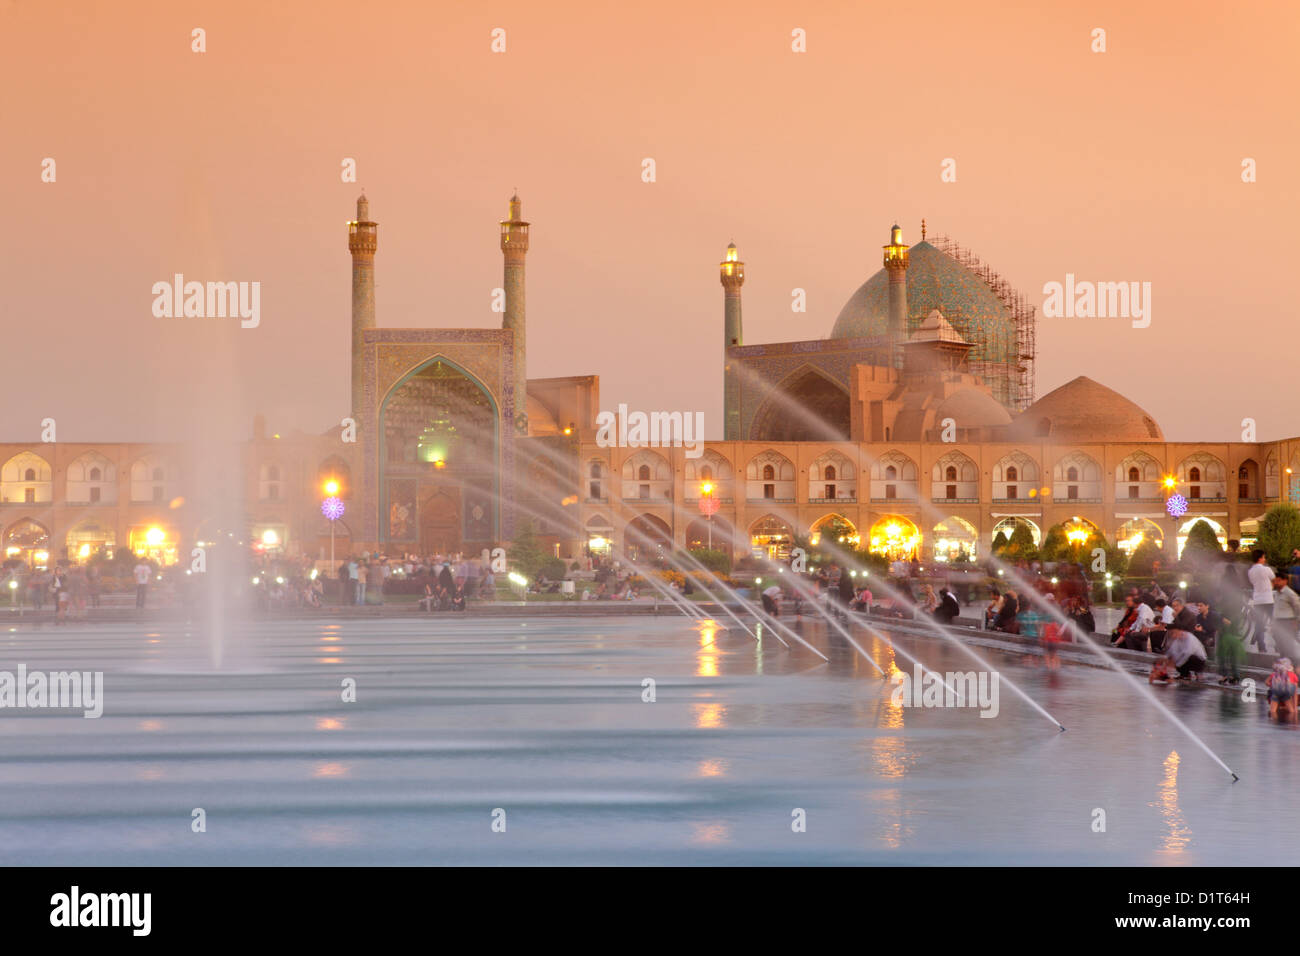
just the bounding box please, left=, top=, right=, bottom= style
left=1152, top=750, right=1191, bottom=859
left=696, top=622, right=718, bottom=678
left=690, top=821, right=731, bottom=845
left=0, top=616, right=1293, bottom=865
left=694, top=702, right=726, bottom=729
left=696, top=759, right=727, bottom=779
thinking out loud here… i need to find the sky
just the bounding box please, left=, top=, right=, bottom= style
left=3, top=0, right=1297, bottom=444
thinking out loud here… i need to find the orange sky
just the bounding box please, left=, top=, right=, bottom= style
left=3, top=0, right=1297, bottom=443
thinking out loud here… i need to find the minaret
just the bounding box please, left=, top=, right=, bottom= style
left=499, top=192, right=530, bottom=431
left=720, top=242, right=744, bottom=439
left=882, top=224, right=910, bottom=368
left=348, top=193, right=378, bottom=422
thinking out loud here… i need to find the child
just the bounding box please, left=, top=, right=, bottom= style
left=1266, top=658, right=1299, bottom=723
left=1148, top=656, right=1174, bottom=684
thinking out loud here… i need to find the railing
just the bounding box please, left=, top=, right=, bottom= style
left=1186, top=496, right=1228, bottom=504
left=870, top=497, right=917, bottom=504
left=747, top=497, right=796, bottom=504
left=931, top=497, right=980, bottom=504
left=808, top=497, right=856, bottom=504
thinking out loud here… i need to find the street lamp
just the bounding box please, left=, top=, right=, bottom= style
left=698, top=481, right=718, bottom=549
left=321, top=494, right=345, bottom=571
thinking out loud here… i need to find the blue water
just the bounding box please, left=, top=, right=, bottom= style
left=0, top=615, right=1290, bottom=865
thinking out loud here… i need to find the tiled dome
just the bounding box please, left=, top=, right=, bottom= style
left=830, top=241, right=1017, bottom=368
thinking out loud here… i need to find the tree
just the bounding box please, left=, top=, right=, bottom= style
left=1258, top=504, right=1300, bottom=570
left=813, top=517, right=857, bottom=555
left=990, top=530, right=1010, bottom=555
left=1085, top=529, right=1127, bottom=578
left=1180, top=519, right=1222, bottom=571
left=1003, top=522, right=1038, bottom=562
left=1040, top=524, right=1070, bottom=563
left=1128, top=538, right=1162, bottom=578
left=507, top=518, right=547, bottom=578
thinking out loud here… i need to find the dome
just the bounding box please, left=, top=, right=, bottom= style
left=1007, top=376, right=1164, bottom=442
left=935, top=388, right=1012, bottom=429
left=830, top=241, right=1017, bottom=357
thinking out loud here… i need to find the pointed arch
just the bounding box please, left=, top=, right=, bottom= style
left=869, top=451, right=918, bottom=501
left=809, top=449, right=856, bottom=501
left=992, top=451, right=1038, bottom=500
left=1053, top=451, right=1102, bottom=501
left=748, top=365, right=850, bottom=442
left=1, top=452, right=53, bottom=504
left=931, top=450, right=978, bottom=501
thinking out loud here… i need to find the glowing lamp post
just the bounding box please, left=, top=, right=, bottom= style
left=321, top=494, right=345, bottom=570
left=698, top=482, right=718, bottom=548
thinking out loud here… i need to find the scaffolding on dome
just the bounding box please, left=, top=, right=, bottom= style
left=928, top=234, right=1037, bottom=410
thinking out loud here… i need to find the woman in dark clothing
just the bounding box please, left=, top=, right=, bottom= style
left=995, top=590, right=1019, bottom=633
left=935, top=587, right=961, bottom=625
left=438, top=564, right=454, bottom=596
left=837, top=568, right=856, bottom=608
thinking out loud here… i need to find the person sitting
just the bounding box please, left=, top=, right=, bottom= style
left=1192, top=596, right=1222, bottom=655
left=1110, top=596, right=1137, bottom=645
left=852, top=586, right=873, bottom=613
left=1148, top=600, right=1172, bottom=653
left=994, top=589, right=1019, bottom=633
left=984, top=588, right=1002, bottom=630
left=1123, top=598, right=1156, bottom=652
left=419, top=583, right=436, bottom=612
left=451, top=582, right=466, bottom=611
left=1266, top=658, right=1299, bottom=722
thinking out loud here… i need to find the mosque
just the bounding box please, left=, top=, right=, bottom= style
left=1, top=193, right=1298, bottom=572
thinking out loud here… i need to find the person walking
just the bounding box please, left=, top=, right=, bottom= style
left=1247, top=549, right=1276, bottom=651
left=133, top=559, right=152, bottom=609
left=348, top=558, right=361, bottom=605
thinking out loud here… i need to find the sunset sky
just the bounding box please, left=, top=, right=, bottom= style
left=4, top=0, right=1297, bottom=443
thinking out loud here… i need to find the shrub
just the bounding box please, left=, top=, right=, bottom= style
left=687, top=547, right=732, bottom=574
left=538, top=556, right=568, bottom=581
left=1258, top=504, right=1300, bottom=571
left=1180, top=519, right=1223, bottom=572
left=1002, top=523, right=1039, bottom=563
left=507, top=519, right=547, bottom=578
left=1128, top=539, right=1162, bottom=578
